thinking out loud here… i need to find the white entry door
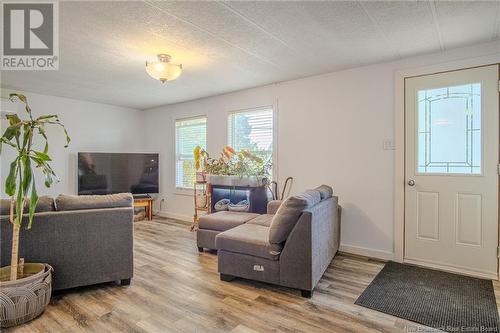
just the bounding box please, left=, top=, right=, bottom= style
left=404, top=65, right=499, bottom=279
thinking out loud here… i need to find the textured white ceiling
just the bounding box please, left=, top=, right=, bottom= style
left=2, top=1, right=499, bottom=109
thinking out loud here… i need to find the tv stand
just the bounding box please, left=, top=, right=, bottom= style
left=133, top=194, right=151, bottom=199
left=133, top=196, right=153, bottom=221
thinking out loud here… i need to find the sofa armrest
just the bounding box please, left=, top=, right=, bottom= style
left=279, top=196, right=339, bottom=291
left=267, top=200, right=282, bottom=214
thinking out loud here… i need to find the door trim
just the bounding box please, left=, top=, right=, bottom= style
left=394, top=54, right=500, bottom=274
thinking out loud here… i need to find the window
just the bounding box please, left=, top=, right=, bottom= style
left=175, top=116, right=207, bottom=188
left=417, top=83, right=481, bottom=174
left=227, top=107, right=274, bottom=172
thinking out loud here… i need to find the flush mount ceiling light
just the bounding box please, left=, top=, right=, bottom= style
left=145, top=54, right=182, bottom=83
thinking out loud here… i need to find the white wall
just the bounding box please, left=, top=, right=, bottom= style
left=1, top=90, right=144, bottom=197
left=144, top=40, right=499, bottom=260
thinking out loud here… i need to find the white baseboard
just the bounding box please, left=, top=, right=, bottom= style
left=155, top=210, right=192, bottom=223
left=339, top=244, right=395, bottom=261
left=151, top=213, right=395, bottom=262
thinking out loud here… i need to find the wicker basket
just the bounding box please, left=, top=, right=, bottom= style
left=195, top=194, right=207, bottom=208
left=0, top=263, right=53, bottom=328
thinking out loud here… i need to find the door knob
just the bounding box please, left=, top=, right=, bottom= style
left=407, top=180, right=415, bottom=186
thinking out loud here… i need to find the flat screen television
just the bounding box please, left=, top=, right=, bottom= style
left=78, top=152, right=159, bottom=195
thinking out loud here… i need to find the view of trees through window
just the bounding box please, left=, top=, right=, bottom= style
left=228, top=107, right=274, bottom=173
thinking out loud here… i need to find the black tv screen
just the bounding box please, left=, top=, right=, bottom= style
left=78, top=152, right=159, bottom=195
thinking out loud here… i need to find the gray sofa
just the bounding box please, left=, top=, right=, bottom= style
left=198, top=185, right=340, bottom=297
left=0, top=193, right=134, bottom=291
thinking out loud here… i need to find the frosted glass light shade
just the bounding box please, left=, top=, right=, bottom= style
left=145, top=54, right=182, bottom=83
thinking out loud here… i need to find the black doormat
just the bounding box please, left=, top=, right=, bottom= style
left=355, top=262, right=499, bottom=332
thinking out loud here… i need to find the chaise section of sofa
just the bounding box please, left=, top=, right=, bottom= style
left=197, top=211, right=259, bottom=251
left=215, top=185, right=340, bottom=297
left=0, top=193, right=134, bottom=291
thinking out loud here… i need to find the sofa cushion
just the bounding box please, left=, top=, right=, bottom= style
left=215, top=224, right=283, bottom=260
left=268, top=191, right=319, bottom=244
left=198, top=211, right=259, bottom=232
left=247, top=214, right=273, bottom=227
left=1, top=196, right=55, bottom=215
left=30, top=196, right=56, bottom=213
left=55, top=193, right=133, bottom=211
left=297, top=189, right=321, bottom=208
left=315, top=185, right=333, bottom=200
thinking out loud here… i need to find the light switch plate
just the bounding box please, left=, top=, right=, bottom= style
left=383, top=139, right=395, bottom=150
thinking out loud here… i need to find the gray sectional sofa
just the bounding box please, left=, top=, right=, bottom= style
left=0, top=193, right=134, bottom=291
left=197, top=185, right=340, bottom=297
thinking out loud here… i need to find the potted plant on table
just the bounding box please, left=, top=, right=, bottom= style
left=203, top=146, right=271, bottom=187
left=0, top=93, right=70, bottom=327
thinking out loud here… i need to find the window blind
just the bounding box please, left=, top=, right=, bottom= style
left=227, top=107, right=274, bottom=164
left=175, top=116, right=207, bottom=188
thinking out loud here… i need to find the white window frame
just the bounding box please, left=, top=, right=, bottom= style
left=226, top=105, right=278, bottom=180
left=174, top=115, right=207, bottom=191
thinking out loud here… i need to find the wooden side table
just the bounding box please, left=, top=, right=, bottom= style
left=191, top=181, right=211, bottom=231
left=134, top=197, right=153, bottom=221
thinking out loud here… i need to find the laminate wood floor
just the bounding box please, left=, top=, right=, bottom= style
left=6, top=218, right=500, bottom=333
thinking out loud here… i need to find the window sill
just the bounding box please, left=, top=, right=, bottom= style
left=173, top=187, right=194, bottom=196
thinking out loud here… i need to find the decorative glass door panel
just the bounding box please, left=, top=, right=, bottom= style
left=417, top=83, right=481, bottom=174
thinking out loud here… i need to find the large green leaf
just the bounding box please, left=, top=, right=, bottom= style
left=6, top=114, right=21, bottom=126
left=33, top=151, right=51, bottom=161
left=2, top=123, right=22, bottom=141
left=5, top=159, right=18, bottom=196
left=22, top=124, right=32, bottom=148
left=27, top=181, right=38, bottom=229
left=22, top=155, right=32, bottom=193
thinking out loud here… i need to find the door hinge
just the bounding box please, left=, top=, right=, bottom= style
left=498, top=164, right=500, bottom=175
left=497, top=247, right=500, bottom=258
left=498, top=80, right=500, bottom=92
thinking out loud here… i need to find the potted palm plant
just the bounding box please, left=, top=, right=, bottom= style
left=0, top=93, right=70, bottom=327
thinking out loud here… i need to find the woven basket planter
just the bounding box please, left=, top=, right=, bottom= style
left=195, top=194, right=208, bottom=208
left=0, top=263, right=53, bottom=328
